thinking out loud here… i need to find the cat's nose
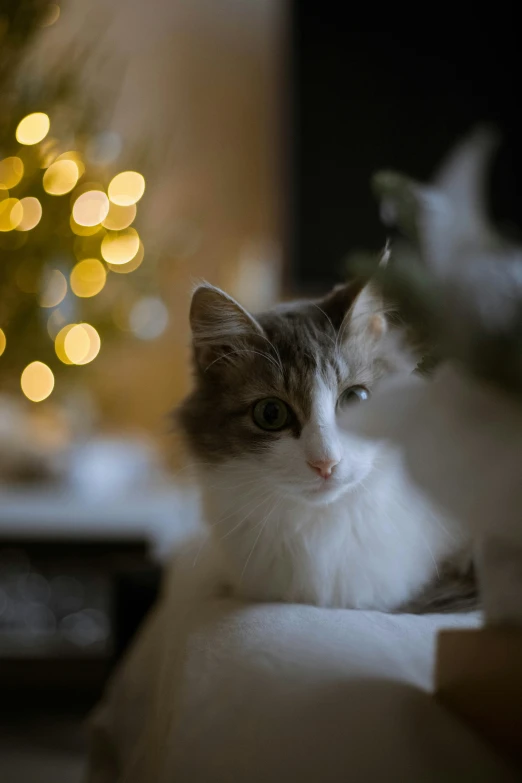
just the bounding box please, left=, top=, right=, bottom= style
left=307, top=458, right=339, bottom=479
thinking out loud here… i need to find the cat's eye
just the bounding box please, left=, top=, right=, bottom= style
left=252, top=398, right=291, bottom=431
left=338, top=385, right=370, bottom=406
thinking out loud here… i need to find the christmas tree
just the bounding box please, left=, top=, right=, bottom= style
left=0, top=1, right=158, bottom=403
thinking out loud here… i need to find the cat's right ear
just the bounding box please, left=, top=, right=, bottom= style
left=189, top=283, right=265, bottom=370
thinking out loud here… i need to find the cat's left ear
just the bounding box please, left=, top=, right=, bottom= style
left=322, top=257, right=388, bottom=343
left=348, top=281, right=388, bottom=341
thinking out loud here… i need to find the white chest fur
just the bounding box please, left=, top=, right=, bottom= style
left=201, top=455, right=468, bottom=611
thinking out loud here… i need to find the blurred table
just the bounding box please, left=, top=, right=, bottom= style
left=0, top=482, right=200, bottom=711
left=0, top=482, right=199, bottom=558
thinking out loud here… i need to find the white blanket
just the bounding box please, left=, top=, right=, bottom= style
left=87, top=577, right=517, bottom=782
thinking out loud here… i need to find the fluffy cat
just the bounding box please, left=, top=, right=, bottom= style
left=177, top=277, right=472, bottom=612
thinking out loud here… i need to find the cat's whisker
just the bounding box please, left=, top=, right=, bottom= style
left=209, top=486, right=275, bottom=531
left=221, top=492, right=276, bottom=541
left=206, top=471, right=272, bottom=489
left=239, top=498, right=281, bottom=582
left=209, top=497, right=265, bottom=531
left=206, top=474, right=274, bottom=493
left=192, top=535, right=209, bottom=568
left=430, top=515, right=458, bottom=544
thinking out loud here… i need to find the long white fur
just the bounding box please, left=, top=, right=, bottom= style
left=197, top=373, right=469, bottom=611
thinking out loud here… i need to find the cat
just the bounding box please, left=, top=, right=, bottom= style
left=177, top=276, right=474, bottom=612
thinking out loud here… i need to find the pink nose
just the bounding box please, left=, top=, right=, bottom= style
left=307, top=458, right=339, bottom=479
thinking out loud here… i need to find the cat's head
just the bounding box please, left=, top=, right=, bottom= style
left=178, top=279, right=416, bottom=505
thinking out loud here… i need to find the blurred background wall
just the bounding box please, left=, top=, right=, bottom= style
left=289, top=2, right=522, bottom=293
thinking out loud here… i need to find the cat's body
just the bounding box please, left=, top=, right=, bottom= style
left=200, top=454, right=467, bottom=610
left=178, top=279, right=472, bottom=612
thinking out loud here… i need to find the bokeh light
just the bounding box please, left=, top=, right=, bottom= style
left=72, top=190, right=109, bottom=226
left=101, top=227, right=139, bottom=265
left=102, top=202, right=136, bottom=230
left=108, top=171, right=145, bottom=206
left=70, top=258, right=107, bottom=298
left=16, top=197, right=43, bottom=231
left=55, top=324, right=75, bottom=364
left=64, top=324, right=90, bottom=364
left=0, top=198, right=23, bottom=231
left=75, top=324, right=101, bottom=364
left=40, top=269, right=67, bottom=308
left=62, top=323, right=101, bottom=365
left=129, top=297, right=169, bottom=340
left=43, top=159, right=79, bottom=195
left=0, top=157, right=24, bottom=189
left=108, top=240, right=144, bottom=274
left=0, top=328, right=6, bottom=357
left=21, top=361, right=55, bottom=402
left=69, top=215, right=101, bottom=236
left=16, top=112, right=50, bottom=145
left=56, top=151, right=86, bottom=178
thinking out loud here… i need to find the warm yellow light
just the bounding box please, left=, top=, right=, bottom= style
left=21, top=361, right=54, bottom=402
left=56, top=151, right=86, bottom=178
left=16, top=197, right=43, bottom=231
left=43, top=159, right=79, bottom=196
left=102, top=202, right=136, bottom=230
left=108, top=240, right=145, bottom=274
left=16, top=112, right=50, bottom=145
left=63, top=323, right=101, bottom=365
left=0, top=157, right=24, bottom=189
left=108, top=171, right=145, bottom=206
left=40, top=3, right=60, bottom=26
left=70, top=258, right=107, bottom=298
left=0, top=198, right=23, bottom=231
left=101, top=227, right=139, bottom=265
left=70, top=180, right=105, bottom=201
left=72, top=190, right=109, bottom=226
left=0, top=329, right=6, bottom=357
left=69, top=215, right=102, bottom=236
left=64, top=324, right=90, bottom=364
left=40, top=269, right=67, bottom=307
left=75, top=324, right=101, bottom=364
left=55, top=324, right=75, bottom=364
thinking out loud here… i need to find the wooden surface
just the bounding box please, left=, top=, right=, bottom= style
left=435, top=628, right=522, bottom=766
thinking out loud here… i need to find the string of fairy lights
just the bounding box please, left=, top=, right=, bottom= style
left=0, top=110, right=150, bottom=404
